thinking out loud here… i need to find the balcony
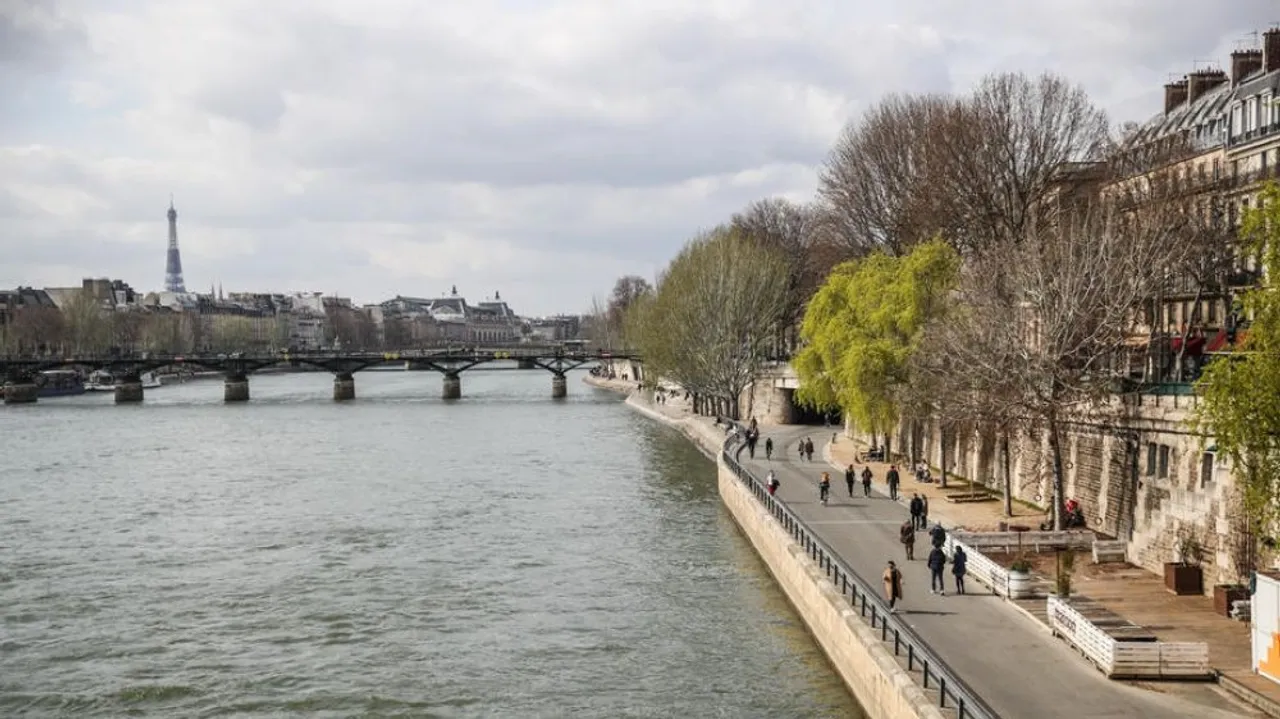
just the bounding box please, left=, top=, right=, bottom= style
left=1227, top=119, right=1280, bottom=148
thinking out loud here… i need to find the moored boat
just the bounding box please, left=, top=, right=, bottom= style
left=35, top=369, right=86, bottom=397
left=85, top=370, right=163, bottom=391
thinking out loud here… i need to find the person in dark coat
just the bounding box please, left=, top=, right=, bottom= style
left=929, top=522, right=947, bottom=549
left=952, top=546, right=968, bottom=595
left=899, top=520, right=916, bottom=561
left=845, top=464, right=856, bottom=497
left=927, top=545, right=947, bottom=594
left=909, top=494, right=923, bottom=529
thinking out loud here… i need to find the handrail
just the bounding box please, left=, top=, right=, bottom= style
left=722, top=422, right=998, bottom=719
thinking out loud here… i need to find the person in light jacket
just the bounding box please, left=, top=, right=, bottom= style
left=883, top=560, right=904, bottom=612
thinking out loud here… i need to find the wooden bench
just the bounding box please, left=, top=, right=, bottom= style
left=1092, top=540, right=1127, bottom=564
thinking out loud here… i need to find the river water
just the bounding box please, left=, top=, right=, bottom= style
left=1, top=370, right=862, bottom=718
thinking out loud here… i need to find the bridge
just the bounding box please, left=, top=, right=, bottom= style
left=0, top=347, right=641, bottom=405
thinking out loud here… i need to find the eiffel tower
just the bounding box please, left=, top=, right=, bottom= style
left=165, top=196, right=186, bottom=293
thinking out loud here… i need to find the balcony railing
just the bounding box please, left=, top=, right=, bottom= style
left=1227, top=119, right=1280, bottom=148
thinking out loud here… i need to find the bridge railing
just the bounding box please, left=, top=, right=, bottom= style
left=722, top=422, right=998, bottom=719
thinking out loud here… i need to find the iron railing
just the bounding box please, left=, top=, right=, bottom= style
left=721, top=426, right=998, bottom=719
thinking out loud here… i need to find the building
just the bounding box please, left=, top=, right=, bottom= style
left=376, top=286, right=522, bottom=346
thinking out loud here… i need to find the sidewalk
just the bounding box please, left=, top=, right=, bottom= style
left=826, top=431, right=1279, bottom=716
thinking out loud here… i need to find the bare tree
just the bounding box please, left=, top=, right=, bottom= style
left=816, top=94, right=955, bottom=258
left=934, top=72, right=1111, bottom=251
left=924, top=196, right=1196, bottom=528
left=730, top=197, right=818, bottom=356
left=606, top=276, right=653, bottom=348
left=61, top=290, right=111, bottom=355
left=5, top=306, right=66, bottom=355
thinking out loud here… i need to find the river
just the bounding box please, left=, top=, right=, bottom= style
left=0, top=369, right=862, bottom=718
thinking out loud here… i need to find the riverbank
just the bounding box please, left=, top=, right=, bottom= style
left=586, top=375, right=947, bottom=719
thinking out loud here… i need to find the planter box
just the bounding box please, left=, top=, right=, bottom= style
left=1215, top=584, right=1250, bottom=616
left=1164, top=563, right=1204, bottom=596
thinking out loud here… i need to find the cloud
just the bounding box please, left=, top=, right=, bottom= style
left=0, top=0, right=1277, bottom=314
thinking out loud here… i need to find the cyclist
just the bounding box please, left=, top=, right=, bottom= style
left=819, top=472, right=831, bottom=506
left=764, top=437, right=774, bottom=460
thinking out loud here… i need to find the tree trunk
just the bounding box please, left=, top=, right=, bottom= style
left=1173, top=286, right=1204, bottom=383
left=1048, top=416, right=1067, bottom=530
left=1001, top=430, right=1013, bottom=517
left=940, top=425, right=949, bottom=489
left=883, top=433, right=892, bottom=461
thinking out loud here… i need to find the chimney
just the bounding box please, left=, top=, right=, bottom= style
left=1266, top=28, right=1280, bottom=73
left=1164, top=79, right=1188, bottom=114
left=1232, top=49, right=1263, bottom=85
left=1187, top=69, right=1228, bottom=104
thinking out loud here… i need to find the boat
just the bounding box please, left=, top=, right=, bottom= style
left=85, top=370, right=163, bottom=392
left=35, top=369, right=86, bottom=397
left=85, top=369, right=116, bottom=392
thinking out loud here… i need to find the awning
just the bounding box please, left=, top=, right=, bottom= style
left=1171, top=335, right=1206, bottom=355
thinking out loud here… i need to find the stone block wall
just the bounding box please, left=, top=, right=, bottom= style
left=847, top=394, right=1245, bottom=590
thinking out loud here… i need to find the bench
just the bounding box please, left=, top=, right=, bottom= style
left=1092, top=540, right=1127, bottom=564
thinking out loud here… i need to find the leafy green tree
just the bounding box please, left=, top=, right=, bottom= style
left=1194, top=183, right=1280, bottom=562
left=627, top=226, right=788, bottom=419
left=793, top=240, right=959, bottom=449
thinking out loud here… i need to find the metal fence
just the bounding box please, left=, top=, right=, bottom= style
left=721, top=426, right=998, bottom=719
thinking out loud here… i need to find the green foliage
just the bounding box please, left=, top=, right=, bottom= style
left=793, top=239, right=959, bottom=434
left=625, top=226, right=789, bottom=418
left=1194, top=182, right=1280, bottom=548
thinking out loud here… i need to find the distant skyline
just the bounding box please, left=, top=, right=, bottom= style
left=2, top=2, right=1278, bottom=315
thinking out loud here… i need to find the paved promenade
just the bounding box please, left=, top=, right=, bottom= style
left=741, top=425, right=1254, bottom=718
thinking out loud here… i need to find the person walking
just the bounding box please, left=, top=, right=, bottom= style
left=804, top=438, right=814, bottom=462
left=766, top=469, right=780, bottom=496
left=909, top=494, right=923, bottom=530
left=929, top=521, right=947, bottom=549
left=927, top=545, right=948, bottom=595
left=861, top=466, right=873, bottom=497
left=883, top=560, right=904, bottom=612
left=920, top=494, right=930, bottom=528
left=899, top=520, right=916, bottom=561
left=844, top=464, right=856, bottom=498
left=765, top=437, right=774, bottom=460
left=952, top=545, right=968, bottom=595
left=818, top=472, right=831, bottom=506
left=886, top=466, right=900, bottom=500
left=886, top=464, right=900, bottom=493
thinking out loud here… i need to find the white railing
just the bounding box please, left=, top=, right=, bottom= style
left=951, top=531, right=1094, bottom=553
left=1047, top=596, right=1210, bottom=679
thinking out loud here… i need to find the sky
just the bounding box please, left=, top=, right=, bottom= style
left=2, top=1, right=1277, bottom=316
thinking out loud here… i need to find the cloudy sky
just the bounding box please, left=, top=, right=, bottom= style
left=2, top=1, right=1276, bottom=315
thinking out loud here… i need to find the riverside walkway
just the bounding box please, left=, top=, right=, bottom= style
left=741, top=425, right=1252, bottom=719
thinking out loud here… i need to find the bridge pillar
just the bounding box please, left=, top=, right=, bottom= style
left=224, top=374, right=250, bottom=403
left=333, top=373, right=356, bottom=401
left=517, top=358, right=536, bottom=370
left=551, top=373, right=567, bottom=399
left=114, top=380, right=144, bottom=404
left=3, top=381, right=38, bottom=405
left=442, top=373, right=462, bottom=400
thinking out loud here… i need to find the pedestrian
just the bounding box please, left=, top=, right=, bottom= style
left=883, top=560, right=904, bottom=612
left=765, top=437, right=774, bottom=460
left=818, top=472, right=831, bottom=505
left=886, top=464, right=900, bottom=493
left=861, top=466, right=872, bottom=497
left=952, top=546, right=968, bottom=595
left=927, top=545, right=947, bottom=595
left=886, top=466, right=900, bottom=500
left=766, top=469, right=780, bottom=496
left=845, top=464, right=856, bottom=498
left=929, top=521, right=947, bottom=549
left=920, top=494, right=930, bottom=527
left=899, top=520, right=916, bottom=561
left=909, top=494, right=923, bottom=529
left=804, top=438, right=814, bottom=462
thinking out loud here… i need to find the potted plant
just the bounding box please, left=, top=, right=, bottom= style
left=1008, top=556, right=1033, bottom=599
left=1213, top=583, right=1250, bottom=616
left=1164, top=529, right=1204, bottom=596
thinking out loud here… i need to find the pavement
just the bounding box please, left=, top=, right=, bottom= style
left=743, top=424, right=1258, bottom=719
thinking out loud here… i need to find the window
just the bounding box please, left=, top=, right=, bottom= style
left=1213, top=158, right=1222, bottom=179
left=1146, top=443, right=1157, bottom=476
left=1208, top=298, right=1218, bottom=323
left=1200, top=452, right=1215, bottom=488
left=1158, top=445, right=1170, bottom=479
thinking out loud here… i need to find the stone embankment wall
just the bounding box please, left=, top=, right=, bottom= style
left=848, top=393, right=1240, bottom=589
